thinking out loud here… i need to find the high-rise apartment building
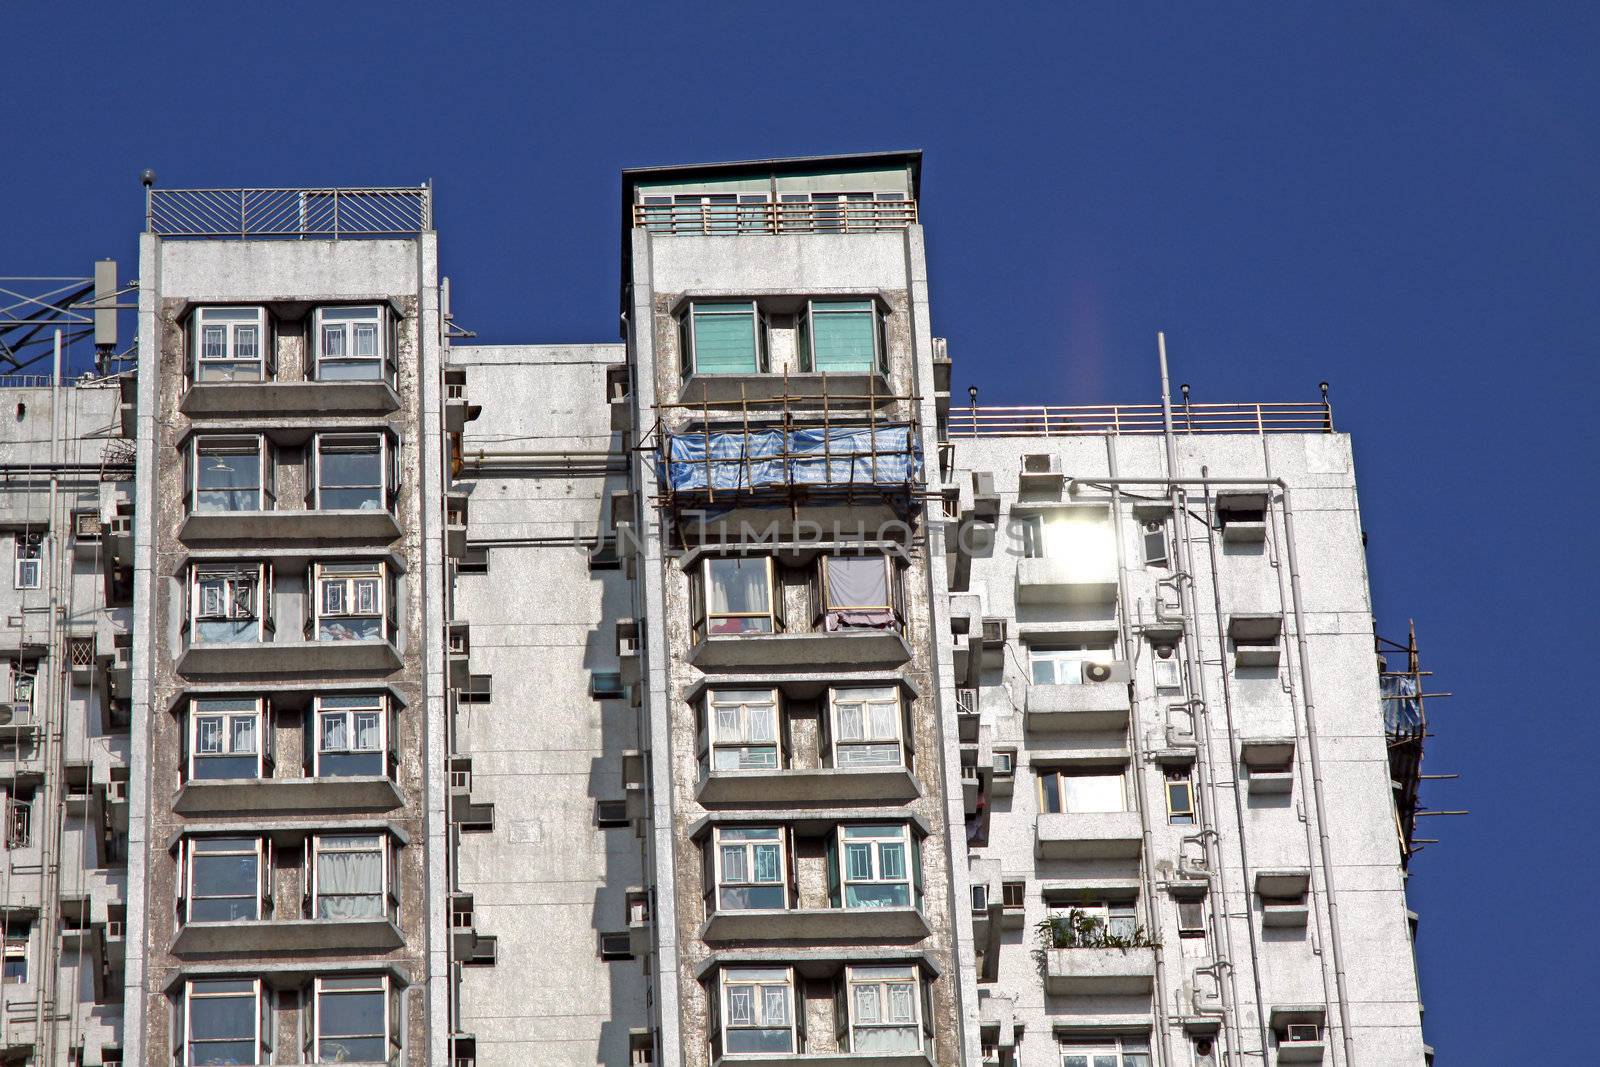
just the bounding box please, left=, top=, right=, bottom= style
left=0, top=153, right=1435, bottom=1066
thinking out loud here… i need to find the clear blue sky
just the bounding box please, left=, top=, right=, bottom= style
left=10, top=3, right=1595, bottom=1059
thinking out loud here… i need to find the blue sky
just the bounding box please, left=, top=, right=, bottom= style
left=9, top=2, right=1596, bottom=1059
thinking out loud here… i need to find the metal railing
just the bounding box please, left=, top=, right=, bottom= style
left=633, top=198, right=917, bottom=236
left=947, top=401, right=1333, bottom=438
left=147, top=185, right=432, bottom=238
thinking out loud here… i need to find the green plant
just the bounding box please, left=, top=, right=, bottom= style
left=1030, top=908, right=1160, bottom=974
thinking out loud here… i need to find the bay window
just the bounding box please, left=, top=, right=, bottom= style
left=680, top=300, right=765, bottom=377
left=313, top=693, right=388, bottom=777
left=817, top=553, right=897, bottom=631
left=702, top=688, right=780, bottom=772
left=191, top=564, right=267, bottom=643
left=188, top=697, right=263, bottom=780
left=1038, top=766, right=1128, bottom=814
left=694, top=557, right=777, bottom=638
left=191, top=435, right=267, bottom=512
left=1029, top=644, right=1116, bottom=685
left=710, top=826, right=786, bottom=911
left=1061, top=1037, right=1151, bottom=1067
left=311, top=833, right=390, bottom=920
left=1048, top=899, right=1137, bottom=944
left=1021, top=509, right=1116, bottom=565
left=313, top=306, right=388, bottom=381
left=829, top=686, right=905, bottom=768
left=184, top=836, right=264, bottom=923
left=313, top=562, right=387, bottom=641
left=183, top=978, right=267, bottom=1066
left=798, top=299, right=884, bottom=373
left=837, top=824, right=915, bottom=908
left=312, top=974, right=395, bottom=1064
left=718, top=967, right=795, bottom=1055
left=192, top=307, right=267, bottom=382
left=312, top=433, right=392, bottom=512
left=845, top=965, right=924, bottom=1053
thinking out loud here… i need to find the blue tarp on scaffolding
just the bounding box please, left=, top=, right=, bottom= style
left=1380, top=674, right=1422, bottom=732
left=665, top=424, right=922, bottom=493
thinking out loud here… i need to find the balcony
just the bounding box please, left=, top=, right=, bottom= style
left=688, top=630, right=911, bottom=672
left=179, top=508, right=401, bottom=544
left=697, top=767, right=919, bottom=806
left=1034, top=812, right=1143, bottom=860
left=634, top=197, right=917, bottom=236
left=174, top=775, right=403, bottom=816
left=701, top=905, right=928, bottom=943
left=1025, top=681, right=1130, bottom=732
left=180, top=378, right=401, bottom=418
left=1043, top=946, right=1157, bottom=995
left=1015, top=557, right=1117, bottom=606
left=173, top=916, right=402, bottom=955
left=178, top=637, right=401, bottom=676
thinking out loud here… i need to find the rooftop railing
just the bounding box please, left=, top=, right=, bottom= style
left=948, top=401, right=1333, bottom=438
left=633, top=198, right=917, bottom=236
left=147, top=185, right=432, bottom=239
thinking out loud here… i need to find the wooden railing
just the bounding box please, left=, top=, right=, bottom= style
left=947, top=401, right=1333, bottom=437
left=633, top=198, right=917, bottom=236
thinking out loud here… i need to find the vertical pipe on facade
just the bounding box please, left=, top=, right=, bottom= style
left=1103, top=436, right=1174, bottom=1067
left=36, top=330, right=63, bottom=1064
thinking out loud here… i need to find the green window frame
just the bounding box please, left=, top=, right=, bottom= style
left=800, top=300, right=884, bottom=374
left=681, top=301, right=766, bottom=377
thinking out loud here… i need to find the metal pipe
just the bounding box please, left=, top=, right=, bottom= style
left=36, top=330, right=63, bottom=1064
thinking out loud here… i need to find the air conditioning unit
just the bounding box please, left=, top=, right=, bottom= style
left=1285, top=1024, right=1322, bottom=1044
left=0, top=704, right=33, bottom=728
left=956, top=688, right=978, bottom=716
left=970, top=883, right=990, bottom=914
left=74, top=511, right=103, bottom=539
left=992, top=751, right=1015, bottom=778
left=980, top=618, right=1007, bottom=645
left=1080, top=660, right=1131, bottom=685
left=1018, top=453, right=1063, bottom=489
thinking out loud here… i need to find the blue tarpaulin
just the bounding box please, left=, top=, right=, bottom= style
left=665, top=424, right=922, bottom=493
left=1380, top=674, right=1422, bottom=732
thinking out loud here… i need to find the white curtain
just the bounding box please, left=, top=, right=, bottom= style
left=318, top=847, right=383, bottom=918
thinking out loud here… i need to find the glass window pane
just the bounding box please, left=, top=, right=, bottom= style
left=844, top=842, right=873, bottom=881
left=229, top=716, right=256, bottom=754
left=810, top=302, right=876, bottom=372
left=1063, top=773, right=1125, bottom=813
left=877, top=842, right=906, bottom=880
left=707, top=559, right=769, bottom=615
left=322, top=324, right=346, bottom=358
left=691, top=304, right=758, bottom=374
left=720, top=846, right=747, bottom=884
left=761, top=985, right=789, bottom=1024
left=853, top=985, right=880, bottom=1024
left=751, top=844, right=781, bottom=884
left=726, top=986, right=754, bottom=1025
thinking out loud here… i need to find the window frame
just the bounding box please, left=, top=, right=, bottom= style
left=701, top=687, right=781, bottom=773
left=838, top=823, right=914, bottom=910
left=710, top=825, right=788, bottom=913
left=1029, top=644, right=1117, bottom=686
left=679, top=300, right=767, bottom=378
left=12, top=533, right=41, bottom=590
left=187, top=697, right=265, bottom=781
left=828, top=685, right=906, bottom=769
left=312, top=561, right=389, bottom=643
left=1, top=920, right=28, bottom=984
left=190, top=434, right=269, bottom=514
left=183, top=978, right=265, bottom=1067
left=1059, top=1036, right=1152, bottom=1067
left=312, top=973, right=393, bottom=1064
left=1165, top=768, right=1196, bottom=825
left=1020, top=508, right=1116, bottom=562
left=311, top=432, right=395, bottom=513
left=718, top=966, right=796, bottom=1056
left=799, top=298, right=887, bottom=375
left=312, top=692, right=391, bottom=778
left=844, top=964, right=924, bottom=1054
left=817, top=553, right=900, bottom=632
left=312, top=305, right=391, bottom=382
left=1037, top=765, right=1129, bottom=814
left=189, top=562, right=269, bottom=644
left=191, top=306, right=268, bottom=383
left=310, top=832, right=393, bottom=922
left=694, top=556, right=779, bottom=639
left=1151, top=643, right=1183, bottom=690
left=1047, top=899, right=1138, bottom=944
left=182, top=835, right=266, bottom=924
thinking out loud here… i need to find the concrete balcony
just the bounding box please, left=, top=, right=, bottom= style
left=173, top=916, right=402, bottom=955
left=174, top=775, right=403, bottom=815
left=1034, top=811, right=1143, bottom=860
left=696, top=767, right=919, bottom=806
left=179, top=509, right=401, bottom=544
left=181, top=379, right=400, bottom=418
left=1015, top=557, right=1118, bottom=606
left=701, top=905, right=928, bottom=943
left=1043, top=946, right=1157, bottom=994
left=688, top=630, right=911, bottom=672
left=1025, top=682, right=1130, bottom=732
left=178, top=638, right=401, bottom=676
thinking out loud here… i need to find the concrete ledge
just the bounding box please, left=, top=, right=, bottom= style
left=174, top=776, right=402, bottom=815
left=1025, top=683, right=1130, bottom=732
left=719, top=1054, right=932, bottom=1067
left=1015, top=558, right=1118, bottom=606
left=173, top=917, right=402, bottom=955
left=701, top=906, right=929, bottom=944
left=1034, top=812, right=1143, bottom=860
left=1246, top=769, right=1295, bottom=795
left=178, top=639, right=401, bottom=676
left=1261, top=902, right=1311, bottom=928
left=679, top=370, right=892, bottom=406
left=697, top=767, right=919, bottom=806
left=1275, top=1042, right=1327, bottom=1063
left=1043, top=946, right=1156, bottom=994
left=179, top=509, right=401, bottom=544
left=688, top=631, right=911, bottom=671
left=181, top=380, right=400, bottom=417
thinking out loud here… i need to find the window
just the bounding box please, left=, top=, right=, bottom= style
left=838, top=824, right=913, bottom=908
left=4, top=790, right=31, bottom=849
left=313, top=834, right=388, bottom=919
left=313, top=975, right=392, bottom=1063
left=696, top=557, right=777, bottom=637
left=799, top=300, right=883, bottom=373
left=818, top=554, right=896, bottom=631
left=313, top=434, right=388, bottom=511
left=711, top=826, right=786, bottom=911
left=1165, top=768, right=1196, bottom=825
left=191, top=565, right=265, bottom=643
left=314, top=306, right=387, bottom=381
left=2, top=921, right=27, bottom=983
left=1038, top=767, right=1127, bottom=814
left=185, top=836, right=262, bottom=922
left=314, top=694, right=386, bottom=777
left=590, top=671, right=625, bottom=699
left=1030, top=645, right=1116, bottom=686
left=830, top=686, right=904, bottom=768
left=1021, top=509, right=1116, bottom=563
left=189, top=698, right=263, bottom=780
left=8, top=660, right=36, bottom=708
left=192, top=307, right=266, bottom=382
left=595, top=800, right=630, bottom=828
left=779, top=190, right=905, bottom=233
left=640, top=192, right=769, bottom=235
left=703, top=688, right=780, bottom=771
left=12, top=534, right=41, bottom=590
left=719, top=967, right=795, bottom=1055
left=314, top=562, right=386, bottom=641
left=680, top=301, right=764, bottom=376
left=1152, top=644, right=1182, bottom=690
left=184, top=978, right=264, bottom=1066
left=1048, top=900, right=1137, bottom=944
left=1001, top=881, right=1026, bottom=910
left=1141, top=519, right=1170, bottom=567
left=192, top=436, right=266, bottom=512
left=1060, top=1037, right=1151, bottom=1067
left=846, top=965, right=922, bottom=1053
left=1176, top=896, right=1207, bottom=940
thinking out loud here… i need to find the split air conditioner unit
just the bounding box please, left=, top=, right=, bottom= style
left=0, top=704, right=33, bottom=728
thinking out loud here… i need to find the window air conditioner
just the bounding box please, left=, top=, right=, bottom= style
left=1285, top=1024, right=1322, bottom=1044
left=981, top=618, right=1007, bottom=644
left=0, top=704, right=33, bottom=728
left=970, top=884, right=990, bottom=913
left=1021, top=453, right=1059, bottom=475
left=992, top=751, right=1015, bottom=778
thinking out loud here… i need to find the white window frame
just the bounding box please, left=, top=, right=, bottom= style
left=829, top=685, right=905, bottom=769
left=704, top=688, right=780, bottom=772
left=845, top=965, right=923, bottom=1054
left=1176, top=896, right=1207, bottom=939
left=313, top=693, right=389, bottom=777
left=838, top=824, right=913, bottom=909
left=1029, top=644, right=1116, bottom=686
left=711, top=825, right=788, bottom=912
left=12, top=534, right=41, bottom=590
left=719, top=966, right=796, bottom=1056
left=310, top=832, right=391, bottom=921
left=183, top=835, right=265, bottom=924
left=191, top=434, right=268, bottom=513
left=1038, top=766, right=1128, bottom=814
left=313, top=305, right=389, bottom=382
left=192, top=306, right=268, bottom=382
left=312, top=432, right=392, bottom=513
left=313, top=562, right=387, bottom=642
left=190, top=563, right=267, bottom=643
left=696, top=556, right=778, bottom=638
left=1059, top=1036, right=1152, bottom=1067
left=312, top=974, right=392, bottom=1064
left=184, top=978, right=265, bottom=1067
left=188, top=697, right=264, bottom=781
left=818, top=553, right=897, bottom=630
